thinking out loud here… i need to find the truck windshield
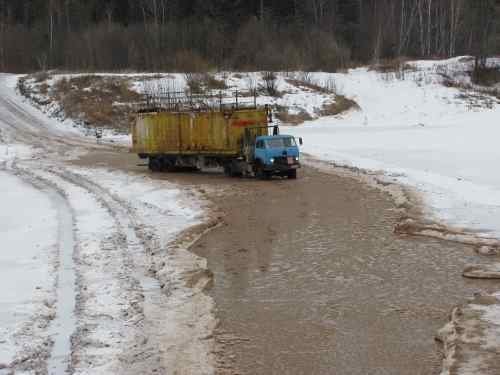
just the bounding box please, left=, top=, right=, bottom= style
left=266, top=137, right=296, bottom=148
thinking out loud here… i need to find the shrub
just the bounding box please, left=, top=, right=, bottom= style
left=184, top=73, right=205, bottom=94
left=203, top=74, right=228, bottom=90
left=260, top=71, right=279, bottom=97
left=471, top=66, right=500, bottom=86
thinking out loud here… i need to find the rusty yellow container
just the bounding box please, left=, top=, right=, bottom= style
left=132, top=109, right=268, bottom=156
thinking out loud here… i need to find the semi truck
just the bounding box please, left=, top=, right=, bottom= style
left=131, top=91, right=302, bottom=179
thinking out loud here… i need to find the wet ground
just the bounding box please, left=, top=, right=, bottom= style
left=76, top=150, right=496, bottom=375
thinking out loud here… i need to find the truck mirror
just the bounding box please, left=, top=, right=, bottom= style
left=299, top=137, right=303, bottom=146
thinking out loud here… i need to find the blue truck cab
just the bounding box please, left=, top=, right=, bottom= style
left=253, top=135, right=301, bottom=179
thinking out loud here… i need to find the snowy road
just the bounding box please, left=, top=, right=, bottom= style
left=0, top=74, right=215, bottom=374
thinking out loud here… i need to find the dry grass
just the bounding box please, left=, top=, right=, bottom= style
left=319, top=95, right=359, bottom=116
left=275, top=106, right=313, bottom=125
left=185, top=73, right=228, bottom=94
left=53, top=76, right=141, bottom=131
left=287, top=75, right=339, bottom=95
left=286, top=78, right=326, bottom=93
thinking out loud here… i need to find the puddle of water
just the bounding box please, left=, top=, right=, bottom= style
left=47, top=190, right=76, bottom=375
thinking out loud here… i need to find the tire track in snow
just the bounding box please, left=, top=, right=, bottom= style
left=39, top=165, right=169, bottom=374
left=1, top=74, right=216, bottom=374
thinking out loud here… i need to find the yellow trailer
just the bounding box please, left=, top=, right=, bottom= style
left=131, top=91, right=271, bottom=173
left=132, top=109, right=268, bottom=157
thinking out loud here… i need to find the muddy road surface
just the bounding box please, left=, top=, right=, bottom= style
left=190, top=168, right=490, bottom=375
left=76, top=150, right=495, bottom=375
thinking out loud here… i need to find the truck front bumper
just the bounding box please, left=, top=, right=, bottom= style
left=264, top=162, right=301, bottom=173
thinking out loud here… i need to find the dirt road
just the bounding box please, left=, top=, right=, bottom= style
left=190, top=168, right=496, bottom=375
left=1, top=73, right=495, bottom=374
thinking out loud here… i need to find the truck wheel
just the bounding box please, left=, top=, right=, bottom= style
left=256, top=167, right=270, bottom=180
left=287, top=169, right=297, bottom=179
left=148, top=157, right=162, bottom=172
left=224, top=162, right=243, bottom=178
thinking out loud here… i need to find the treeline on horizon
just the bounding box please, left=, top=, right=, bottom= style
left=0, top=0, right=499, bottom=73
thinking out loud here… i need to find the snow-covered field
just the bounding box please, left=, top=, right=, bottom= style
left=284, top=57, right=500, bottom=244
left=0, top=169, right=58, bottom=370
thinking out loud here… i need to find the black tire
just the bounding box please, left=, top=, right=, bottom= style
left=287, top=169, right=297, bottom=179
left=223, top=163, right=239, bottom=177
left=163, top=157, right=178, bottom=172
left=256, top=167, right=271, bottom=180
left=148, top=157, right=162, bottom=172
left=254, top=165, right=263, bottom=179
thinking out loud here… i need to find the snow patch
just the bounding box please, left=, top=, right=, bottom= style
left=0, top=171, right=58, bottom=370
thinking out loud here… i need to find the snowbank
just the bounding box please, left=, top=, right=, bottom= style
left=438, top=293, right=500, bottom=375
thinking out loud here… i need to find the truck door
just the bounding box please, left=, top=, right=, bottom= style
left=254, top=139, right=266, bottom=164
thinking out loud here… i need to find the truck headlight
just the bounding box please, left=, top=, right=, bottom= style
left=294, top=156, right=299, bottom=161
left=270, top=158, right=275, bottom=164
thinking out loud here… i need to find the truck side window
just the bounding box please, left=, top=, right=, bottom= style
left=256, top=140, right=264, bottom=149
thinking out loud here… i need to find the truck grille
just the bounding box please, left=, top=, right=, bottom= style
left=274, top=156, right=297, bottom=166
